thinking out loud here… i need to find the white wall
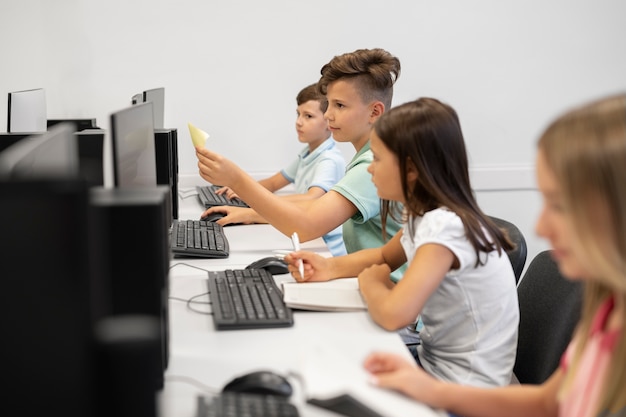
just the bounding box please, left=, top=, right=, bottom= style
left=2, top=0, right=625, bottom=270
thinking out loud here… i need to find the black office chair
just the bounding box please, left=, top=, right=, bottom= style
left=489, top=216, right=528, bottom=283
left=513, top=250, right=583, bottom=384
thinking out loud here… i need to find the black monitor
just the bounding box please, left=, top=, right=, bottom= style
left=48, top=118, right=99, bottom=132
left=132, top=87, right=164, bottom=129
left=0, top=132, right=38, bottom=153
left=7, top=88, right=47, bottom=133
left=75, top=129, right=106, bottom=186
left=110, top=101, right=157, bottom=188
left=0, top=122, right=78, bottom=179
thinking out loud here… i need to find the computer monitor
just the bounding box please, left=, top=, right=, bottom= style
left=0, top=132, right=38, bottom=153
left=75, top=129, right=106, bottom=186
left=110, top=101, right=157, bottom=188
left=0, top=122, right=78, bottom=179
left=48, top=118, right=98, bottom=132
left=7, top=88, right=47, bottom=133
left=131, top=87, right=164, bottom=129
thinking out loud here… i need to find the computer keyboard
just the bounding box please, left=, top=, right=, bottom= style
left=207, top=268, right=294, bottom=330
left=197, top=185, right=249, bottom=208
left=196, top=392, right=300, bottom=417
left=170, top=219, right=229, bottom=258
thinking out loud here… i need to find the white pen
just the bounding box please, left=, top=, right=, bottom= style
left=291, top=232, right=304, bottom=279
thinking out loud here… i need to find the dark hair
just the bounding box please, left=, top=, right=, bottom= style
left=297, top=83, right=328, bottom=113
left=374, top=97, right=514, bottom=264
left=318, top=48, right=400, bottom=109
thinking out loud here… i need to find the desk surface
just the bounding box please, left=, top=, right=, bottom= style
left=160, top=187, right=445, bottom=417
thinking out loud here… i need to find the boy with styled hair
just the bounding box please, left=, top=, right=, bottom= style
left=196, top=48, right=405, bottom=278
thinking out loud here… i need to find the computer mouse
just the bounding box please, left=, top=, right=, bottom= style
left=201, top=212, right=226, bottom=223
left=246, top=256, right=290, bottom=275
left=222, top=370, right=293, bottom=397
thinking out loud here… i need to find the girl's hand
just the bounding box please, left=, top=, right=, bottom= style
left=363, top=352, right=440, bottom=403
left=284, top=251, right=333, bottom=282
left=358, top=263, right=393, bottom=287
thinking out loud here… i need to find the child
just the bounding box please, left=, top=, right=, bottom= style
left=285, top=97, right=520, bottom=387
left=363, top=94, right=626, bottom=417
left=212, top=83, right=348, bottom=256
left=196, top=48, right=406, bottom=279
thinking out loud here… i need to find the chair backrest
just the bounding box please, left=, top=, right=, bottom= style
left=513, top=250, right=583, bottom=384
left=489, top=216, right=528, bottom=283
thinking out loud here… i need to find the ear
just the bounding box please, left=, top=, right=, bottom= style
left=406, top=158, right=418, bottom=183
left=369, top=101, right=385, bottom=122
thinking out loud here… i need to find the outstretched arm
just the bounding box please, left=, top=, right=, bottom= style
left=196, top=147, right=356, bottom=242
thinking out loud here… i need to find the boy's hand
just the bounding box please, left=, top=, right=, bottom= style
left=195, top=147, right=243, bottom=188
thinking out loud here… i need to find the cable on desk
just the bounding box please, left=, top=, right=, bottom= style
left=186, top=291, right=213, bottom=315
left=169, top=262, right=212, bottom=273
left=169, top=263, right=213, bottom=314
left=178, top=188, right=200, bottom=199
left=165, top=374, right=220, bottom=395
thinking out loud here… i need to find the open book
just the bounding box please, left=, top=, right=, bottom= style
left=281, top=278, right=367, bottom=312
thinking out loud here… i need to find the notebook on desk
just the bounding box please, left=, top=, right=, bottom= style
left=281, top=278, right=367, bottom=312
left=299, top=335, right=447, bottom=417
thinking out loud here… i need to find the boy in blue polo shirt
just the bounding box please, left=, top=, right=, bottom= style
left=209, top=83, right=347, bottom=255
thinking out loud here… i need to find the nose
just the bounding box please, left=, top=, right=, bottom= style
left=324, top=108, right=333, bottom=121
left=535, top=205, right=549, bottom=240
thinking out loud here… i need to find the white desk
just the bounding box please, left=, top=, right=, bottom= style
left=159, top=188, right=445, bottom=417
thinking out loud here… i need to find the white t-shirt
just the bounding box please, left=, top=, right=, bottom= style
left=401, top=207, right=520, bottom=387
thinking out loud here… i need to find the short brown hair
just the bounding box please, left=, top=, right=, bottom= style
left=318, top=48, right=401, bottom=109
left=297, top=83, right=328, bottom=113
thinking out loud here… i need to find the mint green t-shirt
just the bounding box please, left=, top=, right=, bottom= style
left=331, top=142, right=406, bottom=282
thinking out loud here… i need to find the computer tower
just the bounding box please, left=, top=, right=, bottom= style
left=94, top=315, right=160, bottom=417
left=75, top=129, right=105, bottom=186
left=154, top=128, right=179, bottom=220
left=0, top=179, right=99, bottom=416
left=89, top=186, right=171, bottom=389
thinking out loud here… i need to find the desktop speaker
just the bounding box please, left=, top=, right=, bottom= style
left=89, top=186, right=171, bottom=389
left=154, top=128, right=179, bottom=220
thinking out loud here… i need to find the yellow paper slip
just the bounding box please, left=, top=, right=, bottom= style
left=188, top=122, right=209, bottom=148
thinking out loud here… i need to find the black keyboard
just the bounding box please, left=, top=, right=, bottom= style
left=196, top=392, right=299, bottom=417
left=207, top=268, right=294, bottom=330
left=197, top=185, right=249, bottom=208
left=170, top=219, right=229, bottom=258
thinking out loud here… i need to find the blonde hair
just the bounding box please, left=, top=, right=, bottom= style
left=538, top=94, right=626, bottom=413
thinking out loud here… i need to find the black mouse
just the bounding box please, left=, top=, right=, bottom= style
left=201, top=212, right=226, bottom=223
left=246, top=256, right=290, bottom=275
left=222, top=370, right=293, bottom=397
